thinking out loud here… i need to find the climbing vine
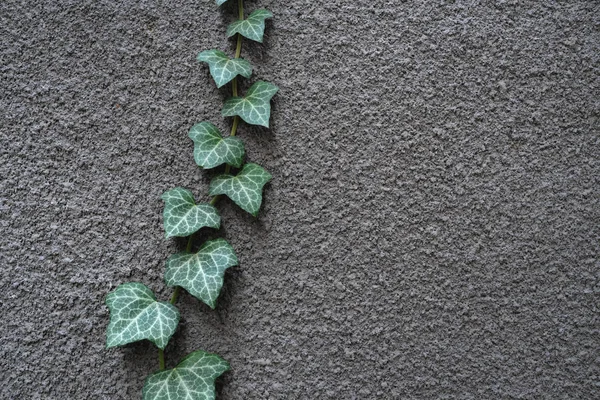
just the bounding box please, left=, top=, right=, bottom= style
left=105, top=0, right=276, bottom=398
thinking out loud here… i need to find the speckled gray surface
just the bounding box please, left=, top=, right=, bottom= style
left=1, top=0, right=599, bottom=398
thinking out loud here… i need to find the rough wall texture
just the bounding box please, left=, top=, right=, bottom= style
left=1, top=0, right=599, bottom=398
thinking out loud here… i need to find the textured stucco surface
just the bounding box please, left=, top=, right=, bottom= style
left=1, top=0, right=599, bottom=398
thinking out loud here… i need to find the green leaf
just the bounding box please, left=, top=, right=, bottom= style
left=215, top=0, right=228, bottom=6
left=188, top=122, right=245, bottom=169
left=226, top=9, right=273, bottom=43
left=106, top=283, right=179, bottom=350
left=209, top=163, right=271, bottom=217
left=222, top=81, right=278, bottom=127
left=165, top=239, right=238, bottom=309
left=161, top=188, right=220, bottom=239
left=197, top=50, right=252, bottom=88
left=143, top=350, right=229, bottom=400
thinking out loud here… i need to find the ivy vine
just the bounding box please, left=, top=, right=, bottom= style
left=105, top=0, right=277, bottom=398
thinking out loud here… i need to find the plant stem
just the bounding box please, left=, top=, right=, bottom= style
left=160, top=234, right=191, bottom=370
left=230, top=0, right=243, bottom=135
left=234, top=0, right=244, bottom=60
left=158, top=349, right=165, bottom=370
left=231, top=31, right=241, bottom=98
left=158, top=0, right=245, bottom=372
left=237, top=0, right=244, bottom=30
left=227, top=0, right=244, bottom=174
left=229, top=115, right=240, bottom=138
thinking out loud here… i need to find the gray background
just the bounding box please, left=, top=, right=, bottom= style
left=1, top=0, right=599, bottom=398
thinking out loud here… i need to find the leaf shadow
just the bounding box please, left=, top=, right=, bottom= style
left=242, top=124, right=277, bottom=161
left=218, top=0, right=261, bottom=18
left=188, top=223, right=226, bottom=253
left=217, top=0, right=238, bottom=19
left=121, top=340, right=159, bottom=374
left=215, top=372, right=230, bottom=399
left=214, top=265, right=243, bottom=320
left=253, top=22, right=273, bottom=62
left=172, top=235, right=189, bottom=251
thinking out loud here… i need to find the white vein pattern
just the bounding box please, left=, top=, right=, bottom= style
left=209, top=163, right=272, bottom=216
left=106, top=283, right=180, bottom=350
left=221, top=81, right=279, bottom=128
left=226, top=9, right=273, bottom=43
left=197, top=50, right=252, bottom=88
left=188, top=122, right=245, bottom=169
left=161, top=188, right=221, bottom=238
left=164, top=239, right=238, bottom=309
left=143, top=350, right=230, bottom=400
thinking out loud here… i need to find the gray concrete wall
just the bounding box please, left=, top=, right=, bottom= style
left=1, top=0, right=598, bottom=398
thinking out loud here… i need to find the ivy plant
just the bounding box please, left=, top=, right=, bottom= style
left=221, top=81, right=279, bottom=127
left=105, top=0, right=277, bottom=398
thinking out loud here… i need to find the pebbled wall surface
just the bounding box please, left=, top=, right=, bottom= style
left=1, top=0, right=599, bottom=398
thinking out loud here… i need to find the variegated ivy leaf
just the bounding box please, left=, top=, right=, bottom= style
left=188, top=122, right=245, bottom=169
left=161, top=188, right=220, bottom=239
left=226, top=9, right=273, bottom=43
left=197, top=50, right=252, bottom=88
left=215, top=0, right=228, bottom=6
left=106, top=283, right=179, bottom=350
left=165, top=239, right=238, bottom=309
left=222, top=81, right=279, bottom=128
left=143, top=350, right=229, bottom=400
left=209, top=163, right=272, bottom=217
